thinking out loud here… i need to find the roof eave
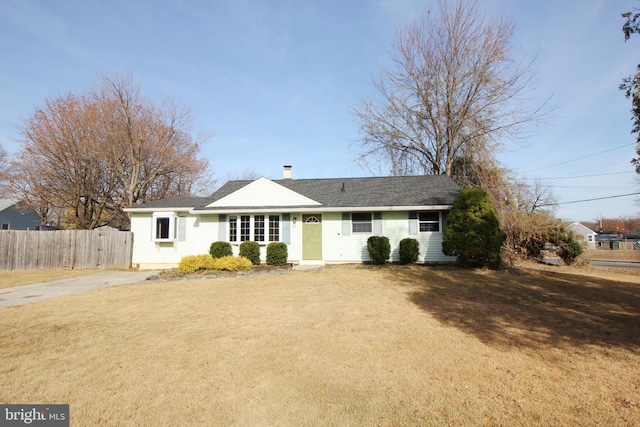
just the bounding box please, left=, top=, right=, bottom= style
left=124, top=207, right=194, bottom=213
left=189, top=205, right=453, bottom=214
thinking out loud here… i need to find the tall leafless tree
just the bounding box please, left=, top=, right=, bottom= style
left=0, top=144, right=9, bottom=196
left=352, top=0, right=549, bottom=177
left=3, top=73, right=213, bottom=229
left=93, top=73, right=212, bottom=222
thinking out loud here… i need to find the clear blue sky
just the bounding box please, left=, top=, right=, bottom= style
left=1, top=0, right=639, bottom=223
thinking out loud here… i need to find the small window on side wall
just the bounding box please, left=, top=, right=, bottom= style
left=352, top=212, right=372, bottom=233
left=153, top=214, right=177, bottom=241
left=1, top=222, right=9, bottom=230
left=419, top=212, right=440, bottom=232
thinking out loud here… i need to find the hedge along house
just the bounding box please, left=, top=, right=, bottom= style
left=124, top=167, right=461, bottom=269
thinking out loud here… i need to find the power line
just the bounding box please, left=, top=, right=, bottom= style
left=522, top=170, right=634, bottom=181
left=522, top=143, right=636, bottom=174
left=540, top=192, right=640, bottom=207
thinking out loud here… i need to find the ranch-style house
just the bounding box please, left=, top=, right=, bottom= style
left=124, top=167, right=461, bottom=269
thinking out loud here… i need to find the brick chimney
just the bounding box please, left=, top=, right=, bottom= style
left=283, top=165, right=292, bottom=179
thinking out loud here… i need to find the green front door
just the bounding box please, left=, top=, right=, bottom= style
left=302, top=214, right=322, bottom=260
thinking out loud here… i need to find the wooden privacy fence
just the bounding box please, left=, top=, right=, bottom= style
left=0, top=229, right=133, bottom=270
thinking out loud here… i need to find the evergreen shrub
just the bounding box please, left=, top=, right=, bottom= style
left=239, top=241, right=261, bottom=265
left=442, top=187, right=504, bottom=269
left=209, top=241, right=233, bottom=259
left=399, top=238, right=420, bottom=264
left=367, top=235, right=391, bottom=265
left=266, top=242, right=288, bottom=266
left=550, top=227, right=585, bottom=265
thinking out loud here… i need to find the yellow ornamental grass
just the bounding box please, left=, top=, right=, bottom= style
left=178, top=254, right=215, bottom=274
left=212, top=255, right=253, bottom=271
left=178, top=254, right=253, bottom=274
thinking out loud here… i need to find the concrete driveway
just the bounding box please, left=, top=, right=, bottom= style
left=0, top=270, right=159, bottom=309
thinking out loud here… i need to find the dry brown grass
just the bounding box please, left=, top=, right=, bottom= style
left=0, top=269, right=101, bottom=290
left=1, top=264, right=639, bottom=426
left=583, top=249, right=640, bottom=261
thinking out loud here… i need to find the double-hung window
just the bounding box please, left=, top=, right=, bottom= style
left=229, top=215, right=281, bottom=242
left=240, top=215, right=251, bottom=241
left=153, top=213, right=178, bottom=241
left=254, top=215, right=265, bottom=242
left=268, top=215, right=280, bottom=241
left=229, top=216, right=238, bottom=242
left=352, top=212, right=372, bottom=233
left=419, top=212, right=440, bottom=232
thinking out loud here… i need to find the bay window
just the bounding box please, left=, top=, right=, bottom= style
left=229, top=214, right=281, bottom=242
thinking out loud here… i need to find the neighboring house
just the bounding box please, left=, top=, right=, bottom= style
left=0, top=199, right=46, bottom=231
left=567, top=221, right=596, bottom=250
left=124, top=168, right=461, bottom=269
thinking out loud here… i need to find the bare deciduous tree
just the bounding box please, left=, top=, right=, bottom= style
left=3, top=73, right=214, bottom=229
left=352, top=0, right=549, bottom=177
left=93, top=73, right=213, bottom=223
left=7, top=94, right=117, bottom=229
left=450, top=151, right=562, bottom=261
left=0, top=144, right=9, bottom=196
left=218, top=168, right=263, bottom=184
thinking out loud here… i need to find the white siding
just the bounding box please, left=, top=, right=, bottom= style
left=323, top=212, right=369, bottom=262
left=288, top=213, right=303, bottom=262
left=322, top=211, right=454, bottom=263
left=131, top=213, right=219, bottom=268
left=131, top=212, right=303, bottom=268
left=130, top=210, right=454, bottom=269
left=568, top=222, right=596, bottom=250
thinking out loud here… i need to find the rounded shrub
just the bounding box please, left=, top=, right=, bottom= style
left=211, top=255, right=253, bottom=271
left=367, top=235, right=391, bottom=265
left=266, top=242, right=288, bottom=266
left=239, top=241, right=261, bottom=265
left=442, top=187, right=503, bottom=269
left=399, top=238, right=420, bottom=264
left=209, top=241, right=233, bottom=259
left=178, top=254, right=215, bottom=274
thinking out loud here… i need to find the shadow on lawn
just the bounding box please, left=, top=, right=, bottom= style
left=389, top=265, right=640, bottom=351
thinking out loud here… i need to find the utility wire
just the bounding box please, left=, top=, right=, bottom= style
left=521, top=170, right=634, bottom=181
left=522, top=143, right=635, bottom=173
left=539, top=192, right=640, bottom=207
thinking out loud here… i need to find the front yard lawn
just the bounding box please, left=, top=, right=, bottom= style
left=1, top=264, right=638, bottom=425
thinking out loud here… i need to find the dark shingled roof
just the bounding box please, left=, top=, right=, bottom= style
left=272, top=175, right=459, bottom=207
left=128, top=175, right=460, bottom=210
